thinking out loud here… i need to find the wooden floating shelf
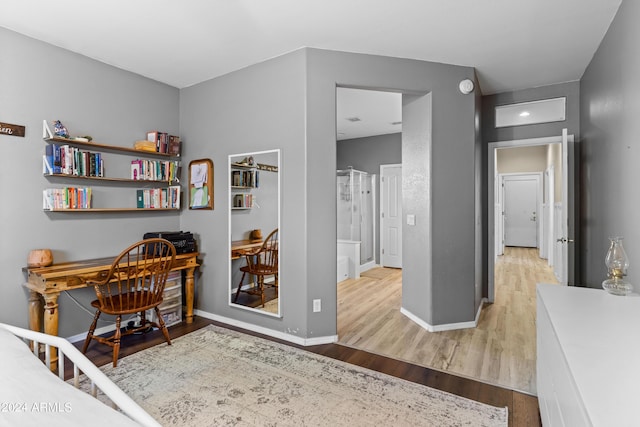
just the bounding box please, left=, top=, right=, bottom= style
left=45, top=137, right=179, bottom=158
left=44, top=173, right=178, bottom=185
left=44, top=208, right=180, bottom=213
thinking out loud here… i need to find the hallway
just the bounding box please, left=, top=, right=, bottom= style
left=337, top=247, right=559, bottom=394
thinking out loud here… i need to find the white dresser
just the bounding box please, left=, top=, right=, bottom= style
left=537, top=284, right=640, bottom=426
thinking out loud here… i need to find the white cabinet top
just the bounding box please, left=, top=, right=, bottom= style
left=537, top=284, right=640, bottom=426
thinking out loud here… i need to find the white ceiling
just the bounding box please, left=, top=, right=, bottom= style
left=0, top=0, right=622, bottom=139
left=337, top=89, right=402, bottom=140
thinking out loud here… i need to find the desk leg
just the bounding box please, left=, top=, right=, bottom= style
left=184, top=267, right=195, bottom=324
left=43, top=293, right=60, bottom=371
left=28, top=290, right=43, bottom=333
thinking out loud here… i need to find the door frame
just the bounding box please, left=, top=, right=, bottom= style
left=499, top=172, right=543, bottom=249
left=487, top=133, right=573, bottom=302
left=380, top=163, right=402, bottom=268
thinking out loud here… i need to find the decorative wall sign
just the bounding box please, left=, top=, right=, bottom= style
left=257, top=163, right=278, bottom=172
left=0, top=122, right=25, bottom=137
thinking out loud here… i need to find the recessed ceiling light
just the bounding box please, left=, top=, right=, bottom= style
left=346, top=117, right=361, bottom=122
left=519, top=111, right=530, bottom=117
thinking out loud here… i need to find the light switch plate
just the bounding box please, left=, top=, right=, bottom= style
left=407, top=214, right=416, bottom=225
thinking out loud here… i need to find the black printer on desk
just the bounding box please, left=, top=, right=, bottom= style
left=144, top=231, right=197, bottom=254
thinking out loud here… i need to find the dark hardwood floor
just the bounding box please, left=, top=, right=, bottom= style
left=72, top=316, right=541, bottom=427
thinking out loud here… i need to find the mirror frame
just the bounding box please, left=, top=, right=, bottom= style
left=228, top=149, right=281, bottom=317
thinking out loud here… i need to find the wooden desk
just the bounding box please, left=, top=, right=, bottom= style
left=23, top=252, right=199, bottom=368
left=231, top=239, right=263, bottom=259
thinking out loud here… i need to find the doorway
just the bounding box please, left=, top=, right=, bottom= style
left=488, top=131, right=574, bottom=302
left=501, top=173, right=542, bottom=248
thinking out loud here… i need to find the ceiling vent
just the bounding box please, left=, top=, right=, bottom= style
left=346, top=117, right=361, bottom=122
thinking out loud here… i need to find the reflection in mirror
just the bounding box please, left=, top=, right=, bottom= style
left=229, top=149, right=280, bottom=316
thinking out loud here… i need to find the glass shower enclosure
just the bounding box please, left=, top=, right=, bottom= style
left=337, top=168, right=375, bottom=267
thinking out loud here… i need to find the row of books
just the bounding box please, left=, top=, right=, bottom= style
left=232, top=193, right=254, bottom=208
left=43, top=144, right=104, bottom=177
left=146, top=131, right=181, bottom=155
left=43, top=187, right=92, bottom=210
left=231, top=170, right=259, bottom=188
left=136, top=186, right=181, bottom=209
left=131, top=159, right=181, bottom=182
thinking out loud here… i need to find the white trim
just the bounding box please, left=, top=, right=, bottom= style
left=487, top=134, right=572, bottom=303
left=499, top=172, right=543, bottom=248
left=228, top=149, right=281, bottom=314
left=67, top=323, right=117, bottom=343
left=400, top=299, right=486, bottom=332
left=194, top=309, right=338, bottom=346
left=359, top=260, right=377, bottom=273
left=488, top=135, right=565, bottom=148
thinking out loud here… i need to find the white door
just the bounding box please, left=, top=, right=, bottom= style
left=495, top=170, right=504, bottom=256
left=503, top=174, right=539, bottom=248
left=381, top=164, right=402, bottom=268
left=557, top=129, right=575, bottom=285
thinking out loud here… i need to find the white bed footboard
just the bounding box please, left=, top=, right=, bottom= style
left=0, top=322, right=160, bottom=427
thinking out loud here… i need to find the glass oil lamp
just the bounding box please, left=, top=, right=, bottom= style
left=602, top=236, right=632, bottom=296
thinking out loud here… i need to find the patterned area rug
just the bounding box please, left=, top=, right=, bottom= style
left=87, top=325, right=507, bottom=426
left=260, top=298, right=279, bottom=314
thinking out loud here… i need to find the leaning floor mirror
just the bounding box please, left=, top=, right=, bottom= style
left=229, top=149, right=280, bottom=316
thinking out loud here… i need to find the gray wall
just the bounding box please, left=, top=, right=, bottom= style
left=580, top=0, right=640, bottom=290
left=306, top=49, right=478, bottom=330
left=1, top=34, right=482, bottom=340
left=179, top=49, right=309, bottom=336
left=337, top=132, right=402, bottom=265
left=0, top=28, right=180, bottom=336
left=182, top=48, right=479, bottom=338
left=483, top=81, right=581, bottom=143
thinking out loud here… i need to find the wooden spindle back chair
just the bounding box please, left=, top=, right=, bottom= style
left=82, top=238, right=176, bottom=367
left=234, top=228, right=278, bottom=307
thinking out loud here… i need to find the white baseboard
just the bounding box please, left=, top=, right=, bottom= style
left=66, top=323, right=118, bottom=343
left=400, top=298, right=487, bottom=333
left=195, top=309, right=338, bottom=346
left=359, top=261, right=377, bottom=273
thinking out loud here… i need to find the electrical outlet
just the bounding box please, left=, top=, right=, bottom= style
left=313, top=299, right=321, bottom=312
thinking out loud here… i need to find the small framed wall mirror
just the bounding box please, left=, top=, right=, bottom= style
left=228, top=149, right=280, bottom=316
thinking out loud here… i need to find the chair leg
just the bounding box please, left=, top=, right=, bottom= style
left=140, top=309, right=148, bottom=331
left=112, top=315, right=122, bottom=368
left=82, top=310, right=101, bottom=354
left=234, top=271, right=247, bottom=302
left=155, top=306, right=172, bottom=346
left=258, top=276, right=266, bottom=307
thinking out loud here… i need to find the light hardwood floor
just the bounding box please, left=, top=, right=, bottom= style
left=337, top=246, right=559, bottom=395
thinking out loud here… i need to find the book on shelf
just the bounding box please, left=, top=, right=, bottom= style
left=146, top=131, right=181, bottom=155
left=231, top=169, right=259, bottom=187
left=232, top=193, right=253, bottom=208
left=43, top=187, right=92, bottom=210
left=135, top=186, right=181, bottom=209
left=43, top=144, right=104, bottom=177
left=168, top=135, right=181, bottom=156
left=131, top=159, right=180, bottom=182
